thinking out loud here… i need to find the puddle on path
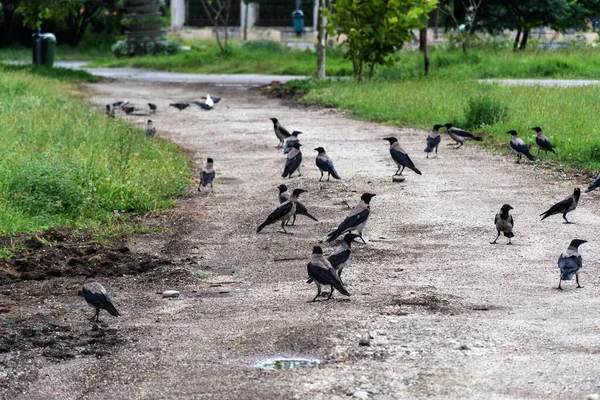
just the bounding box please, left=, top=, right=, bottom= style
left=254, top=357, right=320, bottom=370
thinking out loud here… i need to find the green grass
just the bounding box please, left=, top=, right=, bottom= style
left=0, top=35, right=117, bottom=62
left=0, top=66, right=191, bottom=237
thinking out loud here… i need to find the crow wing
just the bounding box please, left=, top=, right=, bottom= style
left=558, top=254, right=582, bottom=280
left=200, top=170, right=215, bottom=186
left=316, top=156, right=341, bottom=179
left=586, top=174, right=600, bottom=193
left=307, top=262, right=350, bottom=296
left=536, top=136, right=554, bottom=152
left=82, top=282, right=120, bottom=317
left=282, top=153, right=302, bottom=177
left=425, top=135, right=441, bottom=151
left=327, top=208, right=369, bottom=239
left=390, top=148, right=421, bottom=174
left=541, top=197, right=573, bottom=217
left=327, top=249, right=351, bottom=270
left=450, top=127, right=476, bottom=138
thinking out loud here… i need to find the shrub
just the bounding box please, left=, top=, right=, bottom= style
left=464, top=94, right=509, bottom=129
left=112, top=40, right=181, bottom=57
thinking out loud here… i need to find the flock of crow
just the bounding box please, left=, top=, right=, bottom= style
left=83, top=101, right=599, bottom=321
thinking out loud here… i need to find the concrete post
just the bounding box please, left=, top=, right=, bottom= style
left=171, top=0, right=186, bottom=30
left=313, top=0, right=319, bottom=28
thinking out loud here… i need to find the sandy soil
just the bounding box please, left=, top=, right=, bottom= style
left=2, top=80, right=600, bottom=399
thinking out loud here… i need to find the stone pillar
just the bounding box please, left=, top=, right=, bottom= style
left=313, top=0, right=319, bottom=29
left=171, top=0, right=186, bottom=30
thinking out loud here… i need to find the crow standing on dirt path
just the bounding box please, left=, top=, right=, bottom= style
left=277, top=184, right=318, bottom=226
left=490, top=204, right=514, bottom=245
left=383, top=137, right=422, bottom=176
left=170, top=103, right=189, bottom=111
left=257, top=189, right=306, bottom=233
left=424, top=124, right=443, bottom=158
left=531, top=127, right=556, bottom=156
left=283, top=131, right=303, bottom=154
left=282, top=142, right=302, bottom=178
left=443, top=123, right=483, bottom=148
left=585, top=173, right=600, bottom=193
left=307, top=233, right=360, bottom=284
left=198, top=158, right=216, bottom=193
left=326, top=193, right=376, bottom=244
left=557, top=239, right=587, bottom=290
left=270, top=118, right=292, bottom=148
left=315, top=147, right=341, bottom=181
left=306, top=246, right=350, bottom=302
left=82, top=276, right=120, bottom=322
left=540, top=188, right=580, bottom=224
left=146, top=120, right=156, bottom=138
left=507, top=130, right=536, bottom=163
left=148, top=103, right=157, bottom=113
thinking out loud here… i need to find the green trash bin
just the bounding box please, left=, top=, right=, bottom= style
left=292, top=10, right=304, bottom=38
left=41, top=33, right=56, bottom=67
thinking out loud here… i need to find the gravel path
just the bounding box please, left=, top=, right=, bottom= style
left=14, top=80, right=600, bottom=399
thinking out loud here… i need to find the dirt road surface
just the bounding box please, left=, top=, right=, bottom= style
left=2, top=80, right=600, bottom=399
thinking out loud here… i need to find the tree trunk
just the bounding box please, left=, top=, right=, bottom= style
left=519, top=28, right=530, bottom=50
left=433, top=5, right=439, bottom=40
left=461, top=35, right=468, bottom=56
left=2, top=7, right=15, bottom=45
left=419, top=27, right=429, bottom=75
left=316, top=0, right=325, bottom=79
left=243, top=3, right=248, bottom=40
left=513, top=28, right=522, bottom=51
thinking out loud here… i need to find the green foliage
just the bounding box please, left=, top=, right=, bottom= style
left=464, top=94, right=509, bottom=129
left=121, top=15, right=166, bottom=27
left=327, top=0, right=437, bottom=80
left=112, top=40, right=181, bottom=58
left=0, top=63, right=100, bottom=82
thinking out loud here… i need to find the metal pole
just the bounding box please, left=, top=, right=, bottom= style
left=32, top=27, right=42, bottom=65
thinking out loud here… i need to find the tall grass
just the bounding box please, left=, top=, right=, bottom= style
left=0, top=68, right=190, bottom=235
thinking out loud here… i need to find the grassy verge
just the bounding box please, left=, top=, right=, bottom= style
left=0, top=35, right=117, bottom=62
left=0, top=65, right=190, bottom=247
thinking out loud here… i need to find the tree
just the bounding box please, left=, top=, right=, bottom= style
left=242, top=0, right=253, bottom=40
left=327, top=0, right=438, bottom=80
left=61, top=0, right=117, bottom=46
left=316, top=0, right=328, bottom=78
left=439, top=0, right=483, bottom=55
left=1, top=0, right=20, bottom=45
left=199, top=0, right=232, bottom=53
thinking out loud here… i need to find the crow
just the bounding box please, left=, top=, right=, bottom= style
left=490, top=204, right=514, bottom=245
left=326, top=193, right=376, bottom=244
left=112, top=101, right=128, bottom=108
left=585, top=173, right=600, bottom=193
left=283, top=131, right=302, bottom=154
left=424, top=124, right=443, bottom=158
left=257, top=188, right=306, bottom=233
left=170, top=103, right=189, bottom=111
left=531, top=127, right=556, bottom=156
left=277, top=184, right=318, bottom=225
left=443, top=123, right=483, bottom=148
left=307, top=233, right=360, bottom=286
left=146, top=120, right=156, bottom=138
left=314, top=147, right=341, bottom=181
left=306, top=246, right=350, bottom=302
left=121, top=104, right=135, bottom=114
left=269, top=118, right=291, bottom=148
left=193, top=94, right=214, bottom=110
left=540, top=188, right=580, bottom=224
left=383, top=137, right=422, bottom=176
left=82, top=276, right=120, bottom=322
left=198, top=157, right=215, bottom=193
left=507, top=130, right=536, bottom=163
left=282, top=142, right=302, bottom=178
left=148, top=103, right=157, bottom=113
left=557, top=239, right=587, bottom=290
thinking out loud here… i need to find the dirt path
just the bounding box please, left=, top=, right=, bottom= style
left=4, top=80, right=600, bottom=399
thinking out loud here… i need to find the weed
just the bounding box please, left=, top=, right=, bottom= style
left=464, top=95, right=509, bottom=129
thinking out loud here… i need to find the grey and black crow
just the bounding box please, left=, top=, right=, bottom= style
left=170, top=103, right=189, bottom=111
left=277, top=184, right=318, bottom=225
left=82, top=276, right=120, bottom=322
left=283, top=131, right=303, bottom=154
left=315, top=147, right=341, bottom=181
left=585, top=173, right=600, bottom=193
left=507, top=130, right=536, bottom=163
left=383, top=137, right=422, bottom=176
left=557, top=239, right=587, bottom=290
left=198, top=157, right=216, bottom=193
left=148, top=103, right=157, bottom=113
left=326, top=193, right=376, bottom=244
left=443, top=123, right=483, bottom=148
left=146, top=120, right=156, bottom=138
left=282, top=142, right=302, bottom=178
left=308, top=233, right=360, bottom=284
left=306, top=246, right=350, bottom=302
left=424, top=124, right=443, bottom=158
left=269, top=118, right=292, bottom=148
left=540, top=188, right=580, bottom=224
left=490, top=204, right=514, bottom=245
left=531, top=127, right=556, bottom=156
left=257, top=188, right=306, bottom=233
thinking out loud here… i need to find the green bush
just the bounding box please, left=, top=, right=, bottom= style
left=464, top=94, right=509, bottom=129
left=112, top=40, right=181, bottom=57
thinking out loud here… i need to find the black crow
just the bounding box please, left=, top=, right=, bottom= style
left=540, top=188, right=580, bottom=224
left=531, top=127, right=556, bottom=156
left=424, top=124, right=443, bottom=158
left=557, top=239, right=587, bottom=290
left=257, top=188, right=306, bottom=233
left=306, top=246, right=350, bottom=302
left=283, top=131, right=302, bottom=154
left=146, top=120, right=156, bottom=138
left=443, top=123, right=483, bottom=148
left=507, top=130, right=536, bottom=163
left=315, top=147, right=341, bottom=181
left=282, top=142, right=302, bottom=178
left=269, top=118, right=291, bottom=148
left=490, top=204, right=514, bottom=244
left=198, top=158, right=215, bottom=193
left=170, top=103, right=189, bottom=111
left=585, top=173, right=600, bottom=193
left=326, top=193, right=376, bottom=244
left=277, top=184, right=318, bottom=225
left=148, top=103, right=157, bottom=113
left=82, top=276, right=120, bottom=322
left=383, top=137, right=422, bottom=176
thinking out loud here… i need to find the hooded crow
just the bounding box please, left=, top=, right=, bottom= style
left=443, top=123, right=483, bottom=148
left=490, top=204, right=514, bottom=244
left=82, top=276, right=120, bottom=322
left=277, top=184, right=318, bottom=225
left=308, top=233, right=360, bottom=284
left=199, top=157, right=216, bottom=193
left=507, top=130, right=536, bottom=163
left=282, top=142, right=302, bottom=178
left=269, top=118, right=291, bottom=148
left=424, top=124, right=443, bottom=158
left=148, top=103, right=157, bottom=113
left=257, top=188, right=306, bottom=233
left=531, top=127, right=556, bottom=156
left=557, top=239, right=587, bottom=290
left=146, top=120, right=156, bottom=138
left=170, top=103, right=189, bottom=111
left=314, top=147, right=341, bottom=181
left=383, top=137, right=422, bottom=176
left=540, top=188, right=580, bottom=224
left=306, top=246, right=350, bottom=302
left=585, top=173, right=600, bottom=193
left=326, top=193, right=376, bottom=244
left=283, top=131, right=302, bottom=154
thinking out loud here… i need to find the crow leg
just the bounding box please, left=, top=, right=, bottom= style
left=562, top=214, right=572, bottom=224
left=507, top=237, right=512, bottom=245
left=210, top=183, right=213, bottom=193
left=280, top=221, right=288, bottom=234
left=576, top=273, right=583, bottom=288
left=328, top=286, right=335, bottom=299
left=426, top=152, right=429, bottom=159
left=399, top=166, right=405, bottom=175
left=394, top=167, right=401, bottom=176
left=297, top=167, right=301, bottom=177
left=490, top=232, right=500, bottom=244
left=319, top=171, right=323, bottom=181
left=312, top=286, right=321, bottom=302
left=557, top=276, right=563, bottom=290
left=435, top=146, right=439, bottom=156
left=456, top=142, right=463, bottom=149
left=359, top=234, right=366, bottom=244
left=517, top=154, right=521, bottom=164
left=90, top=308, right=100, bottom=322
left=537, top=148, right=540, bottom=156
left=290, top=214, right=297, bottom=226
left=327, top=173, right=331, bottom=181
